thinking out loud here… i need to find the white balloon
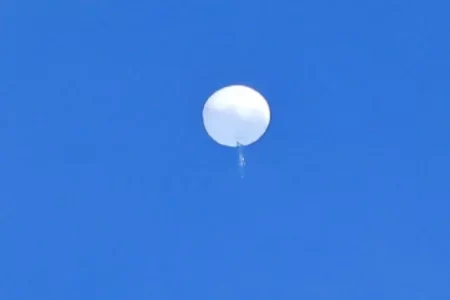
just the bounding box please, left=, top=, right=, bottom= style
left=203, top=85, right=271, bottom=147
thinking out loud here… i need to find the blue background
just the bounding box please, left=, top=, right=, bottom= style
left=1, top=0, right=449, bottom=299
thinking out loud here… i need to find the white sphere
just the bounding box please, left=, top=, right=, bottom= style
left=203, top=85, right=271, bottom=147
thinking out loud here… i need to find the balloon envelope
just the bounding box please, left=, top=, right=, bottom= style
left=203, top=85, right=271, bottom=147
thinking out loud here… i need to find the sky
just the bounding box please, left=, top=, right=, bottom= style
left=1, top=0, right=450, bottom=299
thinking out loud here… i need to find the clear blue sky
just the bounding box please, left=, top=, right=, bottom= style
left=1, top=0, right=449, bottom=299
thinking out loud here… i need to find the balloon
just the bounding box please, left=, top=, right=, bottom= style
left=203, top=85, right=271, bottom=147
